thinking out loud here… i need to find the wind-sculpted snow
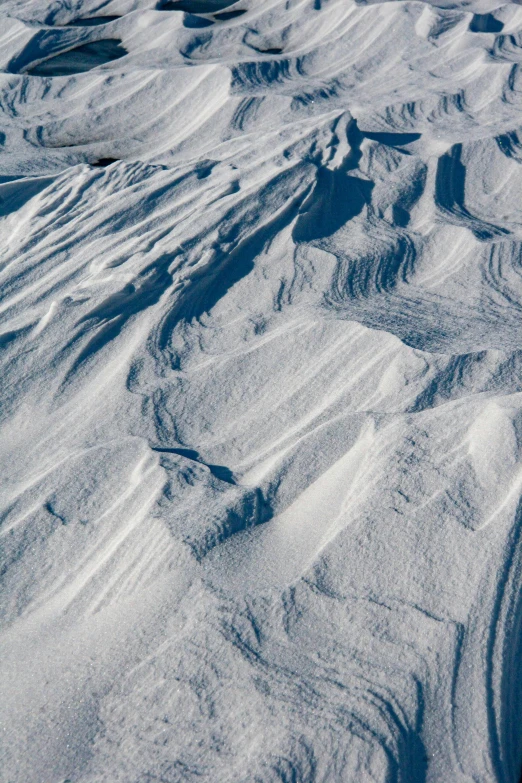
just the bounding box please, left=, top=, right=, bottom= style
left=3, top=0, right=522, bottom=781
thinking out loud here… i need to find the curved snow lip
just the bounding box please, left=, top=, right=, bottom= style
left=0, top=175, right=56, bottom=217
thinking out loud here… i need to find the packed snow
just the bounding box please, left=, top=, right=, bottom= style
left=1, top=0, right=522, bottom=781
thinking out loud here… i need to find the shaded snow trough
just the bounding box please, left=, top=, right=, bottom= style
left=26, top=40, right=127, bottom=76
left=469, top=13, right=504, bottom=32
left=65, top=16, right=122, bottom=27
left=160, top=0, right=242, bottom=10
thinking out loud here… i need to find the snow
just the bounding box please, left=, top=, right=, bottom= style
left=1, top=0, right=522, bottom=780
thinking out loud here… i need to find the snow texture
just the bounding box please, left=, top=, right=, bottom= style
left=1, top=0, right=522, bottom=781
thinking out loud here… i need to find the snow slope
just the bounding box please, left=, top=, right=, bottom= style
left=2, top=0, right=522, bottom=780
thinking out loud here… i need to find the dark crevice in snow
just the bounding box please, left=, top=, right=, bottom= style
left=183, top=13, right=214, bottom=28
left=44, top=502, right=67, bottom=525
left=214, top=9, right=247, bottom=20
left=91, top=158, right=119, bottom=167
left=469, top=13, right=503, bottom=33
left=65, top=16, right=121, bottom=27
left=160, top=0, right=240, bottom=10
left=151, top=446, right=236, bottom=485
left=254, top=46, right=284, bottom=55
left=24, top=40, right=127, bottom=77
left=361, top=130, right=422, bottom=147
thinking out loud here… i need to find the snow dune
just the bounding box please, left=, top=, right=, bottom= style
left=2, top=0, right=522, bottom=781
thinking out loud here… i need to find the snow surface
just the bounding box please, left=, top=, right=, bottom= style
left=1, top=0, right=522, bottom=780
